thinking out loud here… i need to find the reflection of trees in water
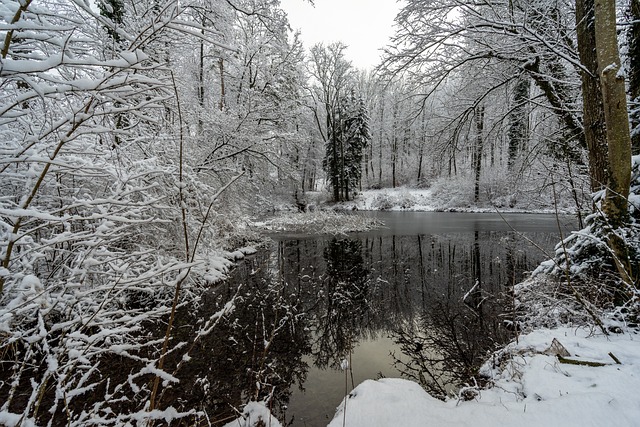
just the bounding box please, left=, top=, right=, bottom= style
left=256, top=230, right=555, bottom=410
left=275, top=231, right=554, bottom=374
left=389, top=231, right=542, bottom=399
left=312, top=238, right=371, bottom=369
left=156, top=254, right=311, bottom=426
left=391, top=300, right=512, bottom=400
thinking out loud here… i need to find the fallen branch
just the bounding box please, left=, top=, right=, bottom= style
left=557, top=355, right=608, bottom=367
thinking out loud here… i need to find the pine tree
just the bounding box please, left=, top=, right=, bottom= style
left=322, top=89, right=371, bottom=201
left=98, top=0, right=125, bottom=42
left=343, top=91, right=371, bottom=198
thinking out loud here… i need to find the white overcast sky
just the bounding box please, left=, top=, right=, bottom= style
left=279, top=0, right=402, bottom=70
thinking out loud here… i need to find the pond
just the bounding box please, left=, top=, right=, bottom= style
left=166, top=212, right=575, bottom=426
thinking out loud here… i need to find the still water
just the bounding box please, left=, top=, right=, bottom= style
left=169, top=212, right=575, bottom=426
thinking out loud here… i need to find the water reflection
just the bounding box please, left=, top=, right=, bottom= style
left=275, top=229, right=557, bottom=425
left=385, top=231, right=530, bottom=401
left=313, top=238, right=371, bottom=370
left=157, top=214, right=566, bottom=426
left=162, top=256, right=311, bottom=425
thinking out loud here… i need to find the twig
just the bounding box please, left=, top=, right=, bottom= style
left=608, top=352, right=621, bottom=364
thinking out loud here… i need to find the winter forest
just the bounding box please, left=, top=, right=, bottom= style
left=1, top=0, right=639, bottom=426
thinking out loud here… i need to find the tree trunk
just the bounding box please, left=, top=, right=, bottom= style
left=218, top=58, right=226, bottom=111
left=392, top=102, right=398, bottom=188
left=474, top=106, right=484, bottom=203
left=595, top=0, right=632, bottom=226
left=417, top=146, right=424, bottom=183
left=340, top=119, right=346, bottom=201
left=508, top=77, right=530, bottom=170
left=378, top=96, right=384, bottom=185
left=628, top=0, right=640, bottom=154
left=576, top=0, right=610, bottom=192
left=594, top=0, right=634, bottom=290
left=417, top=107, right=427, bottom=183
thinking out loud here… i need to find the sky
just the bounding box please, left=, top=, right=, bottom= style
left=279, top=0, right=402, bottom=70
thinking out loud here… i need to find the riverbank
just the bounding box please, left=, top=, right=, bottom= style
left=301, top=186, right=579, bottom=214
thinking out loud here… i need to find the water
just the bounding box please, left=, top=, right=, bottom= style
left=169, top=212, right=575, bottom=426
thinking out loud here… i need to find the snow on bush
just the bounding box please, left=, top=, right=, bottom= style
left=0, top=1, right=251, bottom=425
left=222, top=401, right=283, bottom=427
left=253, top=211, right=384, bottom=235
left=529, top=156, right=640, bottom=320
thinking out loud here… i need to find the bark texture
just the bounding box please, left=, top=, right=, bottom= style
left=575, top=0, right=610, bottom=192
left=594, top=0, right=631, bottom=226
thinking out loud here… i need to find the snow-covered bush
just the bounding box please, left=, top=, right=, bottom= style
left=429, top=175, right=475, bottom=209
left=529, top=156, right=640, bottom=321
left=369, top=190, right=416, bottom=210
left=0, top=1, right=259, bottom=424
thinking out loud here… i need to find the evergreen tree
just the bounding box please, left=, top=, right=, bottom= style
left=343, top=91, right=371, bottom=196
left=323, top=89, right=370, bottom=201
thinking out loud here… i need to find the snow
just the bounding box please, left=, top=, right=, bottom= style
left=253, top=210, right=383, bottom=235
left=333, top=187, right=574, bottom=213
left=222, top=401, right=283, bottom=427
left=326, top=327, right=640, bottom=427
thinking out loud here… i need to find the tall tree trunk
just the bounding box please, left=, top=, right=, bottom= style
left=198, top=30, right=205, bottom=132
left=417, top=146, right=424, bottom=183
left=198, top=14, right=205, bottom=110
left=595, top=0, right=632, bottom=225
left=340, top=120, right=346, bottom=202
left=218, top=58, right=226, bottom=111
left=594, top=0, right=634, bottom=290
left=508, top=76, right=530, bottom=170
left=417, top=107, right=427, bottom=183
left=392, top=102, right=398, bottom=188
left=369, top=141, right=374, bottom=184
left=628, top=0, right=640, bottom=154
left=576, top=0, right=610, bottom=192
left=474, top=106, right=484, bottom=203
left=378, top=96, right=385, bottom=185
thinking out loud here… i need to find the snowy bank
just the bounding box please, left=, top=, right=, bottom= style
left=250, top=210, right=383, bottom=235
left=327, top=187, right=577, bottom=214
left=327, top=327, right=639, bottom=427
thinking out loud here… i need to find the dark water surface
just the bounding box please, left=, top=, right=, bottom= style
left=171, top=212, right=575, bottom=426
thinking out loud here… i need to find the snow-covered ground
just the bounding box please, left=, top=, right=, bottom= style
left=332, top=187, right=575, bottom=213
left=323, top=326, right=639, bottom=427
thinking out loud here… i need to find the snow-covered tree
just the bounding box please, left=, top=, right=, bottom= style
left=308, top=42, right=355, bottom=201
left=343, top=90, right=372, bottom=194
left=0, top=0, right=305, bottom=423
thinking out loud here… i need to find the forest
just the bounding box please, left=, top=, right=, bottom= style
left=0, top=0, right=639, bottom=426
